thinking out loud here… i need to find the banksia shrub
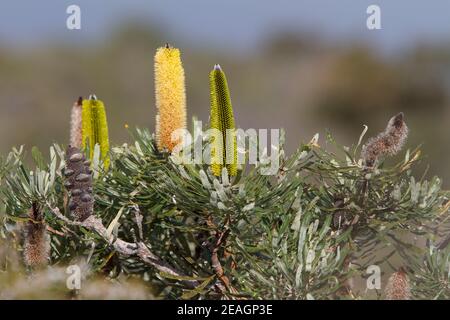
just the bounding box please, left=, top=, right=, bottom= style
left=209, top=64, right=237, bottom=176
left=64, top=146, right=94, bottom=222
left=82, top=94, right=110, bottom=169
left=361, top=112, right=408, bottom=167
left=0, top=44, right=448, bottom=301
left=154, top=44, right=187, bottom=152
left=70, top=97, right=83, bottom=148
left=385, top=268, right=411, bottom=300
left=23, top=202, right=49, bottom=268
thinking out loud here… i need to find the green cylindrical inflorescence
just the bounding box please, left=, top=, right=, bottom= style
left=209, top=64, right=237, bottom=177
left=81, top=94, right=110, bottom=169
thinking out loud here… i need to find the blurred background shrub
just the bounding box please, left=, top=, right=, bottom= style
left=0, top=1, right=449, bottom=186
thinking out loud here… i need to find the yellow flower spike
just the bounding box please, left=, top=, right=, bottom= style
left=81, top=94, right=110, bottom=169
left=209, top=64, right=237, bottom=177
left=154, top=44, right=187, bottom=153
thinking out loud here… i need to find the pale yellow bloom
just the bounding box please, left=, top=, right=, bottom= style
left=154, top=45, right=187, bottom=152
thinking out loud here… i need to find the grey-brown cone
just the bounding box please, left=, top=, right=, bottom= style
left=64, top=146, right=94, bottom=221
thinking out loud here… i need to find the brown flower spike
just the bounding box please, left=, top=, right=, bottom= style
left=23, top=202, right=50, bottom=268
left=70, top=97, right=83, bottom=148
left=361, top=112, right=408, bottom=167
left=384, top=268, right=411, bottom=300
left=64, top=146, right=94, bottom=221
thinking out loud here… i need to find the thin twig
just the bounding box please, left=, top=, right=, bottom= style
left=133, top=205, right=144, bottom=241
left=206, top=215, right=238, bottom=295
left=46, top=225, right=66, bottom=236
left=436, top=235, right=450, bottom=250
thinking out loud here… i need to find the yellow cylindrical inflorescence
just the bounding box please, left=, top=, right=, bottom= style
left=154, top=44, right=187, bottom=153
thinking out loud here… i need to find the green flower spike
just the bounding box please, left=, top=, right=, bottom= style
left=209, top=64, right=237, bottom=177
left=81, top=94, right=110, bottom=169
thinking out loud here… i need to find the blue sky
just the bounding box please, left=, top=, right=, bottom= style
left=1, top=1, right=450, bottom=51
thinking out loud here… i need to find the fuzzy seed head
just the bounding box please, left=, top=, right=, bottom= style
left=385, top=268, right=411, bottom=300
left=361, top=113, right=408, bottom=167
left=154, top=45, right=187, bottom=152
left=23, top=203, right=49, bottom=268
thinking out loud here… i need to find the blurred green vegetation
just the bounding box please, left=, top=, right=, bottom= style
left=0, top=23, right=449, bottom=185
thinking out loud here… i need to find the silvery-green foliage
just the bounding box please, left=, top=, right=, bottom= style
left=0, top=127, right=448, bottom=300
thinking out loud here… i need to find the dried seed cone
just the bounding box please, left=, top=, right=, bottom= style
left=23, top=203, right=49, bottom=268
left=361, top=112, right=408, bottom=167
left=64, top=146, right=94, bottom=221
left=209, top=64, right=237, bottom=176
left=70, top=97, right=83, bottom=148
left=154, top=45, right=187, bottom=152
left=385, top=268, right=411, bottom=300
